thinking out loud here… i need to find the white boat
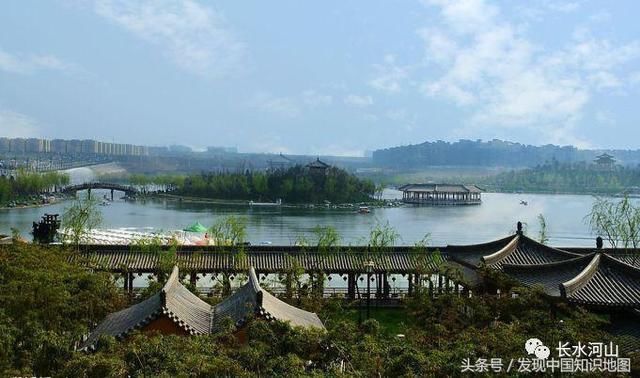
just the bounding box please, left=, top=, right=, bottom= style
left=358, top=206, right=370, bottom=214
left=249, top=198, right=282, bottom=206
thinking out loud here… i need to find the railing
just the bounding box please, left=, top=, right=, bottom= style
left=403, top=198, right=481, bottom=205
left=61, top=182, right=138, bottom=194
left=127, top=285, right=454, bottom=300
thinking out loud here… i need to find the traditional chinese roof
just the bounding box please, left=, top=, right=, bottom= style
left=608, top=309, right=640, bottom=354
left=397, top=183, right=482, bottom=193
left=561, top=248, right=640, bottom=268
left=211, top=267, right=325, bottom=332
left=560, top=253, right=640, bottom=308
left=598, top=253, right=640, bottom=269
left=75, top=247, right=446, bottom=274
left=503, top=251, right=640, bottom=308
left=446, top=234, right=581, bottom=269
left=481, top=234, right=581, bottom=269
left=446, top=234, right=518, bottom=268
left=503, top=254, right=596, bottom=297
left=82, top=265, right=324, bottom=350
left=306, top=157, right=330, bottom=169
left=81, top=266, right=212, bottom=350
left=594, top=153, right=615, bottom=161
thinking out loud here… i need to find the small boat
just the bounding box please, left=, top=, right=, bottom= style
left=249, top=198, right=282, bottom=207
left=358, top=206, right=370, bottom=214
left=520, top=200, right=528, bottom=206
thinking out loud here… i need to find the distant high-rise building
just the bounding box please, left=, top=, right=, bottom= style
left=25, top=138, right=45, bottom=153
left=67, top=139, right=82, bottom=154
left=0, top=136, right=150, bottom=157
left=10, top=138, right=26, bottom=153
left=50, top=139, right=67, bottom=153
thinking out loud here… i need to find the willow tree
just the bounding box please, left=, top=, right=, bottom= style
left=61, top=197, right=103, bottom=250
left=368, top=221, right=400, bottom=254
left=310, top=226, right=340, bottom=299
left=209, top=216, right=248, bottom=296
left=209, top=215, right=247, bottom=247
left=537, top=214, right=549, bottom=244
left=587, top=195, right=640, bottom=251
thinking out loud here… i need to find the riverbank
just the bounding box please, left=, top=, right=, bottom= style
left=482, top=188, right=632, bottom=197
left=0, top=194, right=68, bottom=211
left=134, top=192, right=395, bottom=209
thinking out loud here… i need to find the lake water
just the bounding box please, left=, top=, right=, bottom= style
left=0, top=167, right=606, bottom=247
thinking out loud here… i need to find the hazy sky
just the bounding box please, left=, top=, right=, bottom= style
left=1, top=1, right=639, bottom=155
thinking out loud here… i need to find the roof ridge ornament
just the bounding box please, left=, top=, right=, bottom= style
left=481, top=234, right=520, bottom=266
left=560, top=253, right=601, bottom=298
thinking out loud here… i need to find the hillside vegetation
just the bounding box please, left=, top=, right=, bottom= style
left=479, top=162, right=640, bottom=194
left=373, top=139, right=640, bottom=168
left=1, top=242, right=631, bottom=376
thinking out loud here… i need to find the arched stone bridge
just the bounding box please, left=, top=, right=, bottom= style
left=61, top=182, right=138, bottom=199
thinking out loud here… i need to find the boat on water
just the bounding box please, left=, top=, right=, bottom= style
left=249, top=198, right=282, bottom=207
left=520, top=200, right=528, bottom=206
left=358, top=206, right=370, bottom=214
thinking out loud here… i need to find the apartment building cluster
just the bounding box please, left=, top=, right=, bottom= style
left=0, top=137, right=149, bottom=156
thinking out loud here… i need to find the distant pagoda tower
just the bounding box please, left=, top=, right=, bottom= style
left=593, top=153, right=616, bottom=171
left=306, top=157, right=330, bottom=175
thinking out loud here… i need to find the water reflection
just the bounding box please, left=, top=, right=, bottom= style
left=0, top=190, right=605, bottom=247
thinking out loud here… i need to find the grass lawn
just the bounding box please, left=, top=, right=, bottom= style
left=336, top=306, right=411, bottom=336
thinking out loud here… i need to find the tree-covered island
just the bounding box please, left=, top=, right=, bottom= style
left=133, top=164, right=376, bottom=204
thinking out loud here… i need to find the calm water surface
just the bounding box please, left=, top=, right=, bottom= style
left=0, top=167, right=606, bottom=247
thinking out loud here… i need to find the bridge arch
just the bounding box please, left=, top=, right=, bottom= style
left=61, top=182, right=139, bottom=200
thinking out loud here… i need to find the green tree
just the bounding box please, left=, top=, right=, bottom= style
left=587, top=195, right=640, bottom=264
left=61, top=197, right=103, bottom=250
left=368, top=221, right=400, bottom=254
left=0, top=243, right=121, bottom=376
left=209, top=216, right=247, bottom=246
left=537, top=214, right=549, bottom=244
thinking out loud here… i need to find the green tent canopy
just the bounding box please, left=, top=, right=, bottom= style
left=183, top=222, right=208, bottom=233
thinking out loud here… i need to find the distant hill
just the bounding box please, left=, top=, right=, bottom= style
left=372, top=139, right=640, bottom=168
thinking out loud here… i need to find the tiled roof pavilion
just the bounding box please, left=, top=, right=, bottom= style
left=504, top=252, right=640, bottom=308
left=81, top=266, right=324, bottom=350
left=75, top=225, right=640, bottom=353
left=211, top=267, right=325, bottom=332
left=74, top=223, right=640, bottom=310
left=447, top=233, right=584, bottom=269
left=81, top=265, right=211, bottom=350
left=447, top=225, right=640, bottom=308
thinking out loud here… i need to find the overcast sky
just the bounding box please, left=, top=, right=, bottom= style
left=1, top=0, right=639, bottom=155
